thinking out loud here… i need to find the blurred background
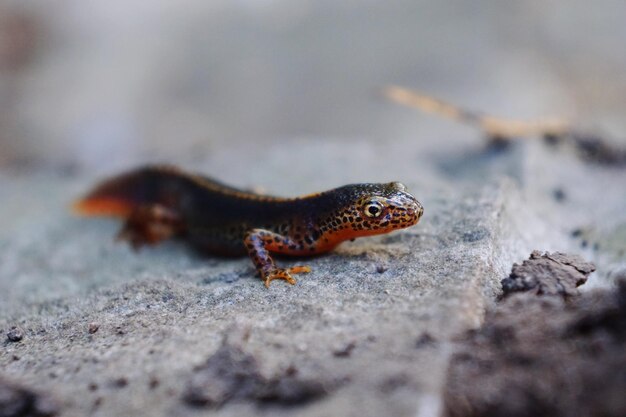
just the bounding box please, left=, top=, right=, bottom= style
left=1, top=0, right=625, bottom=173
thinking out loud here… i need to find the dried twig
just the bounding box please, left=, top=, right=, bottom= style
left=384, top=85, right=569, bottom=139
left=385, top=85, right=626, bottom=166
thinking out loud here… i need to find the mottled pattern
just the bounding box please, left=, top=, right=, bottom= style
left=76, top=166, right=424, bottom=286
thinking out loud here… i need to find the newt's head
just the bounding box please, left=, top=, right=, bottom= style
left=350, top=182, right=423, bottom=234
left=317, top=182, right=423, bottom=245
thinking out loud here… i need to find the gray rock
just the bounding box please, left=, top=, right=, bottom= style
left=1, top=129, right=625, bottom=416
left=501, top=251, right=596, bottom=299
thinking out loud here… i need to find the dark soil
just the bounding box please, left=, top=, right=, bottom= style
left=444, top=253, right=626, bottom=417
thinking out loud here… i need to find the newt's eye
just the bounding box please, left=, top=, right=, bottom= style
left=364, top=201, right=384, bottom=218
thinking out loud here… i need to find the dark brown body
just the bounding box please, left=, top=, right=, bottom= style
left=75, top=166, right=424, bottom=287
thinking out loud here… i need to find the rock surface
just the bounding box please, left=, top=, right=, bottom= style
left=500, top=251, right=596, bottom=299
left=0, top=151, right=519, bottom=416
left=1, top=136, right=625, bottom=417
left=445, top=274, right=626, bottom=417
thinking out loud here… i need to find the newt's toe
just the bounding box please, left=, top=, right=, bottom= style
left=263, top=266, right=311, bottom=288
left=288, top=265, right=312, bottom=274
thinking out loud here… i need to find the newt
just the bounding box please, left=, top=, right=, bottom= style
left=74, top=166, right=424, bottom=287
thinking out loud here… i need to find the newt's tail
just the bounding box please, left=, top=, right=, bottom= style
left=73, top=166, right=185, bottom=218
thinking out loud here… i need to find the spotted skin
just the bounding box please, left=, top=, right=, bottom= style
left=74, top=166, right=424, bottom=287
left=244, top=229, right=312, bottom=287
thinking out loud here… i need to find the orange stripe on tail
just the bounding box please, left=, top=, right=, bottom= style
left=72, top=197, right=135, bottom=218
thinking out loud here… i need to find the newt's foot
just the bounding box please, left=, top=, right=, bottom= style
left=263, top=266, right=311, bottom=288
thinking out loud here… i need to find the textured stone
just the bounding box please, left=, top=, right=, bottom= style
left=501, top=251, right=596, bottom=299
left=444, top=279, right=626, bottom=417
left=0, top=147, right=531, bottom=416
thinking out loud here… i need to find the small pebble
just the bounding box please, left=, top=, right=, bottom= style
left=7, top=326, right=24, bottom=342
left=88, top=322, right=100, bottom=334
left=415, top=332, right=437, bottom=348
left=112, top=377, right=128, bottom=388
left=333, top=341, right=356, bottom=357
left=285, top=365, right=298, bottom=376
left=93, top=397, right=103, bottom=409
left=552, top=188, right=566, bottom=202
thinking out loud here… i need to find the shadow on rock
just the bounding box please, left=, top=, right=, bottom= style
left=0, top=377, right=59, bottom=417
left=182, top=341, right=344, bottom=409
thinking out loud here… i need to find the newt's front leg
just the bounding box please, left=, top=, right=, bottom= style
left=244, top=229, right=311, bottom=288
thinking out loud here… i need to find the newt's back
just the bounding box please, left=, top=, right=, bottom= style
left=75, top=166, right=285, bottom=221
left=74, top=166, right=306, bottom=253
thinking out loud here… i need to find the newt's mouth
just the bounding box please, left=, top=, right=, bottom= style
left=407, top=200, right=424, bottom=225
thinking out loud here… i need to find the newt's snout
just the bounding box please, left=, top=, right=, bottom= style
left=389, top=192, right=423, bottom=229
left=407, top=199, right=424, bottom=225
